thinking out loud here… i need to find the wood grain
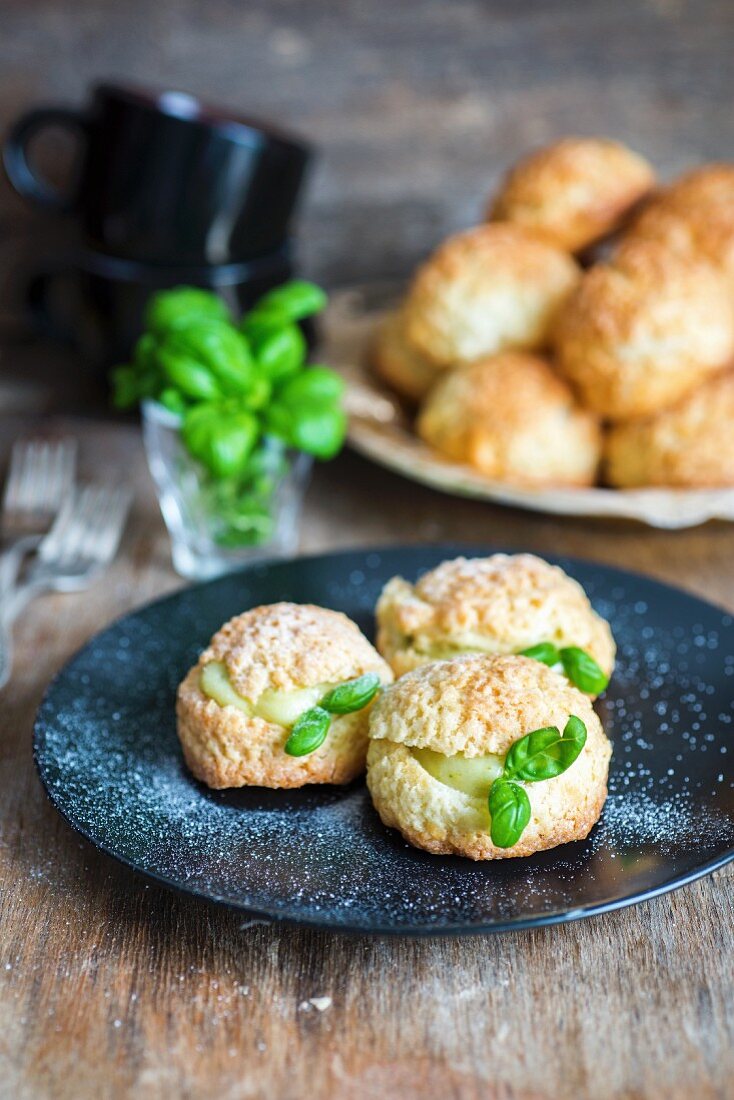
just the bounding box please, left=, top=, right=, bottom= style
left=0, top=414, right=732, bottom=1100
left=1, top=1, right=734, bottom=1094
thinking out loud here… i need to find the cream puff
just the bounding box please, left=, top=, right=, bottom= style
left=605, top=368, right=734, bottom=488
left=489, top=137, right=655, bottom=253
left=402, top=224, right=580, bottom=368
left=176, top=602, right=393, bottom=789
left=553, top=239, right=734, bottom=420
left=367, top=654, right=612, bottom=859
left=625, top=164, right=734, bottom=293
left=371, top=309, right=444, bottom=402
left=415, top=352, right=601, bottom=486
left=376, top=553, right=615, bottom=691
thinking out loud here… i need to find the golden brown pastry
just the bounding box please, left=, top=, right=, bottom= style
left=553, top=239, right=734, bottom=420
left=625, top=164, right=734, bottom=292
left=415, top=352, right=600, bottom=486
left=489, top=137, right=655, bottom=252
left=371, top=309, right=444, bottom=401
left=367, top=655, right=612, bottom=860
left=375, top=552, right=615, bottom=688
left=402, top=224, right=580, bottom=367
left=176, top=603, right=393, bottom=789
left=605, top=369, right=734, bottom=487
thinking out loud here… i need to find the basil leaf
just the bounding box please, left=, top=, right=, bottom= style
left=240, top=304, right=292, bottom=340
left=289, top=404, right=347, bottom=460
left=256, top=280, right=327, bottom=322
left=111, top=365, right=141, bottom=409
left=560, top=646, right=609, bottom=694
left=488, top=779, right=531, bottom=848
left=518, top=642, right=560, bottom=667
left=157, top=347, right=222, bottom=400
left=253, top=324, right=307, bottom=381
left=277, top=366, right=345, bottom=406
left=320, top=673, right=381, bottom=715
left=503, top=716, right=588, bottom=782
left=284, top=706, right=331, bottom=757
left=145, top=287, right=230, bottom=334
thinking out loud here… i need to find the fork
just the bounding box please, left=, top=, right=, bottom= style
left=0, top=438, right=77, bottom=593
left=0, top=484, right=132, bottom=689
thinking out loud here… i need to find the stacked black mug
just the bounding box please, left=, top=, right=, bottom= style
left=4, top=82, right=311, bottom=364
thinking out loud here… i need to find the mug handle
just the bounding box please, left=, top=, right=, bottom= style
left=3, top=107, right=88, bottom=211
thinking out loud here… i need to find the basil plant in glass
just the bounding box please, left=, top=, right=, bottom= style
left=112, top=282, right=346, bottom=579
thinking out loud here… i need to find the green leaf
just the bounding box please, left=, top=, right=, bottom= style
left=158, top=388, right=188, bottom=416
left=288, top=404, right=347, bottom=460
left=181, top=405, right=258, bottom=477
left=157, top=347, right=222, bottom=400
left=503, top=716, right=588, bottom=782
left=110, top=366, right=141, bottom=409
left=255, top=280, right=327, bottom=322
left=284, top=706, right=331, bottom=756
left=320, top=673, right=381, bottom=715
left=560, top=647, right=609, bottom=695
left=518, top=642, right=560, bottom=667
left=253, top=324, right=307, bottom=381
left=241, top=375, right=272, bottom=411
left=488, top=779, right=531, bottom=848
left=145, top=287, right=230, bottom=334
left=164, top=320, right=255, bottom=396
left=205, top=414, right=259, bottom=478
left=240, top=304, right=292, bottom=340
left=133, top=332, right=159, bottom=371
left=277, top=366, right=345, bottom=406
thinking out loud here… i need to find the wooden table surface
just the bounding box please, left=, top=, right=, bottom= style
left=0, top=411, right=732, bottom=1100
left=2, top=3, right=734, bottom=1095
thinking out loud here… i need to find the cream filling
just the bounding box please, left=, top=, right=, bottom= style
left=412, top=746, right=504, bottom=800
left=411, top=636, right=503, bottom=659
left=199, top=661, right=337, bottom=727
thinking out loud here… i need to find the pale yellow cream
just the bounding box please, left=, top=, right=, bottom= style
left=199, top=661, right=337, bottom=727
left=412, top=746, right=504, bottom=799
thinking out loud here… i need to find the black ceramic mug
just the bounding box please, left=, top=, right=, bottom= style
left=4, top=83, right=311, bottom=266
left=25, top=245, right=294, bottom=366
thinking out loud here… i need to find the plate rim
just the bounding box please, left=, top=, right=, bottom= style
left=33, top=543, right=734, bottom=936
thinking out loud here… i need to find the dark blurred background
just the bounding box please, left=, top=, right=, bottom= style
left=3, top=0, right=734, bottom=286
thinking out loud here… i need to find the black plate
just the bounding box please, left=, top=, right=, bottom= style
left=34, top=546, right=734, bottom=935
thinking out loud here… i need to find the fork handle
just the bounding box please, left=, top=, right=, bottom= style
left=0, top=578, right=47, bottom=691
left=0, top=535, right=41, bottom=595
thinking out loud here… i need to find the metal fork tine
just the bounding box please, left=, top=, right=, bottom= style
left=39, top=493, right=78, bottom=562
left=74, top=488, right=104, bottom=562
left=3, top=438, right=77, bottom=516
left=5, top=442, right=34, bottom=511
left=65, top=488, right=99, bottom=563
left=83, top=487, right=130, bottom=564
left=41, top=440, right=77, bottom=513
left=36, top=444, right=51, bottom=511
left=39, top=485, right=130, bottom=570
left=3, top=443, right=25, bottom=509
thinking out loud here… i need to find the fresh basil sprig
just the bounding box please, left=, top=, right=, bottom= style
left=488, top=779, right=531, bottom=849
left=518, top=642, right=560, bottom=667
left=284, top=707, right=331, bottom=757
left=283, top=674, right=383, bottom=757
left=111, top=281, right=347, bottom=549
left=486, top=715, right=587, bottom=848
left=518, top=641, right=609, bottom=694
left=503, top=715, right=587, bottom=781
left=320, top=673, right=381, bottom=715
left=559, top=647, right=609, bottom=695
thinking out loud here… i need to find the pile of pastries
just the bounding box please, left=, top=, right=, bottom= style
left=177, top=553, right=615, bottom=860
left=372, top=138, right=734, bottom=489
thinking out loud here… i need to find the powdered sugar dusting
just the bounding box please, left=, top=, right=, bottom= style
left=34, top=548, right=734, bottom=933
